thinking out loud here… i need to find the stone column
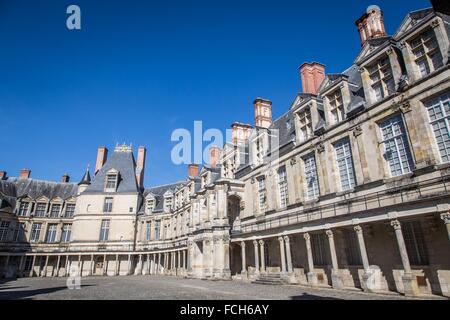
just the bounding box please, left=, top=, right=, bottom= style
left=303, top=233, right=318, bottom=286
left=152, top=253, right=157, bottom=274
left=30, top=255, right=36, bottom=277
left=55, top=255, right=61, bottom=277
left=78, top=255, right=83, bottom=277
left=278, top=237, right=287, bottom=274
left=147, top=254, right=150, bottom=275
left=102, top=254, right=108, bottom=276
left=157, top=253, right=161, bottom=274
left=18, top=256, right=25, bottom=278
left=3, top=255, right=10, bottom=278
left=391, top=220, right=419, bottom=297
left=42, top=256, right=49, bottom=277
left=183, top=250, right=186, bottom=270
left=177, top=251, right=181, bottom=274
left=259, top=240, right=266, bottom=273
left=136, top=254, right=143, bottom=275
left=89, top=255, right=94, bottom=276
left=253, top=240, right=260, bottom=276
left=441, top=213, right=450, bottom=241
left=127, top=254, right=132, bottom=276
left=284, top=236, right=293, bottom=274
left=354, top=226, right=370, bottom=271
left=115, top=255, right=119, bottom=276
left=240, top=241, right=247, bottom=275
left=326, top=230, right=344, bottom=289
left=64, top=256, right=69, bottom=277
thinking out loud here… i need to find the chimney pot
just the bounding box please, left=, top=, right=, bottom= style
left=95, top=147, right=108, bottom=175
left=300, top=62, right=326, bottom=95
left=188, top=164, right=199, bottom=177
left=254, top=98, right=273, bottom=128
left=231, top=123, right=253, bottom=145
left=0, top=171, right=6, bottom=180
left=20, top=168, right=31, bottom=179
left=136, top=146, right=147, bottom=189
left=61, top=173, right=70, bottom=183
left=355, top=5, right=387, bottom=47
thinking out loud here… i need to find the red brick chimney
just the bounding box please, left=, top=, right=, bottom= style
left=188, top=164, right=199, bottom=177
left=135, top=146, right=146, bottom=189
left=0, top=171, right=6, bottom=180
left=95, top=146, right=108, bottom=175
left=61, top=173, right=70, bottom=183
left=20, top=168, right=31, bottom=179
left=209, top=146, right=220, bottom=168
left=254, top=98, right=273, bottom=128
left=355, top=5, right=387, bottom=47
left=300, top=62, right=326, bottom=95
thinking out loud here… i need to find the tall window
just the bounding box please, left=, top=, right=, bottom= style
left=103, top=197, right=113, bottom=213
left=50, top=204, right=61, bottom=218
left=45, top=224, right=58, bottom=243
left=146, top=222, right=151, bottom=241
left=0, top=221, right=9, bottom=241
left=64, top=204, right=76, bottom=218
left=368, top=57, right=395, bottom=102
left=99, top=220, right=110, bottom=241
left=277, top=166, right=289, bottom=208
left=30, top=223, right=42, bottom=243
left=61, top=224, right=72, bottom=243
left=379, top=115, right=415, bottom=177
left=298, top=108, right=313, bottom=142
left=334, top=138, right=356, bottom=191
left=35, top=203, right=47, bottom=217
left=410, top=29, right=443, bottom=78
left=311, top=233, right=327, bottom=266
left=105, top=174, right=118, bottom=190
left=343, top=229, right=362, bottom=266
left=425, top=92, right=450, bottom=163
left=18, top=202, right=29, bottom=216
left=154, top=221, right=161, bottom=240
left=164, top=197, right=173, bottom=212
left=258, top=177, right=267, bottom=212
left=13, top=223, right=25, bottom=242
left=403, top=221, right=429, bottom=266
left=303, top=154, right=320, bottom=200
left=328, top=89, right=345, bottom=125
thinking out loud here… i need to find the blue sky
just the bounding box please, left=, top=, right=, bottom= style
left=0, top=0, right=431, bottom=186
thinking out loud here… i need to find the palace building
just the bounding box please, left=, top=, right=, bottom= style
left=1, top=4, right=450, bottom=298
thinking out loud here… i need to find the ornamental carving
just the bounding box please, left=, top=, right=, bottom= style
left=441, top=213, right=450, bottom=224
left=326, top=230, right=334, bottom=238
left=431, top=19, right=440, bottom=28
left=351, top=125, right=363, bottom=137
left=316, top=143, right=325, bottom=153
left=354, top=225, right=363, bottom=234
left=303, top=233, right=310, bottom=241
left=290, top=157, right=297, bottom=166
left=390, top=219, right=401, bottom=230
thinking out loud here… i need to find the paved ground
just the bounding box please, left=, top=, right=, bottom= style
left=0, top=275, right=446, bottom=300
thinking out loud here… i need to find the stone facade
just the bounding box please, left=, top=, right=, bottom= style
left=1, top=5, right=450, bottom=298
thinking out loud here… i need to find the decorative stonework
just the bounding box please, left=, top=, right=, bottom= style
left=283, top=235, right=290, bottom=243
left=354, top=225, right=363, bottom=234
left=316, top=143, right=325, bottom=153
left=303, top=233, right=310, bottom=241
left=326, top=230, right=334, bottom=238
left=431, top=19, right=440, bottom=28
left=290, top=157, right=297, bottom=166
left=390, top=219, right=401, bottom=230
left=351, top=125, right=363, bottom=137
left=441, top=213, right=450, bottom=225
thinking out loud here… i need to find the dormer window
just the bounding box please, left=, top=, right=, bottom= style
left=367, top=57, right=395, bottom=102
left=105, top=174, right=118, bottom=191
left=409, top=28, right=443, bottom=78
left=328, top=89, right=345, bottom=125
left=146, top=198, right=156, bottom=213
left=298, top=107, right=313, bottom=142
left=18, top=202, right=29, bottom=217
left=164, top=196, right=173, bottom=212
left=35, top=203, right=47, bottom=217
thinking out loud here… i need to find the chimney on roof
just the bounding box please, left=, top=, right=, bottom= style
left=20, top=168, right=31, bottom=179
left=135, top=146, right=147, bottom=189
left=300, top=62, right=326, bottom=95
left=0, top=171, right=6, bottom=180
left=231, top=123, right=253, bottom=145
left=188, top=164, right=199, bottom=177
left=61, top=173, right=70, bottom=183
left=95, top=146, right=108, bottom=175
left=355, top=5, right=387, bottom=47
left=209, top=146, right=221, bottom=168
left=254, top=98, right=273, bottom=128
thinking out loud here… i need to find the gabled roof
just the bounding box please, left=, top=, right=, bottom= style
left=393, top=8, right=434, bottom=40
left=84, top=150, right=139, bottom=194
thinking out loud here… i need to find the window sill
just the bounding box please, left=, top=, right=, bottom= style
left=336, top=188, right=355, bottom=197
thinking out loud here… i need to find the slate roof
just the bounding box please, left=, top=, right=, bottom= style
left=140, top=181, right=186, bottom=213
left=84, top=150, right=139, bottom=194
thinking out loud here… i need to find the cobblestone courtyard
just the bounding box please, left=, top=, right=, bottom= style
left=0, top=276, right=446, bottom=300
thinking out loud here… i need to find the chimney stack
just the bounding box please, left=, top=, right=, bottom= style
left=254, top=98, right=273, bottom=128
left=0, top=171, right=6, bottom=180
left=209, top=146, right=220, bottom=168
left=300, top=62, right=326, bottom=95
left=20, top=168, right=31, bottom=179
left=355, top=5, right=387, bottom=47
left=135, top=146, right=147, bottom=189
left=231, top=123, right=253, bottom=145
left=188, top=164, right=199, bottom=177
left=61, top=173, right=70, bottom=183
left=95, top=146, right=108, bottom=175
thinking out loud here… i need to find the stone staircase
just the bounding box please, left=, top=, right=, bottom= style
left=252, top=273, right=287, bottom=285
